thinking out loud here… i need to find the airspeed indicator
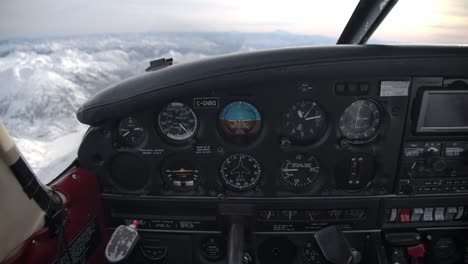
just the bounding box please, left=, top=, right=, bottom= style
left=157, top=102, right=198, bottom=142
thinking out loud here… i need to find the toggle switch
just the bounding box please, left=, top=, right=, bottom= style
left=423, top=208, right=434, bottom=222
left=411, top=208, right=424, bottom=222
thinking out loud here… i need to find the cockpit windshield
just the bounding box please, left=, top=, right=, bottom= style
left=0, top=0, right=466, bottom=183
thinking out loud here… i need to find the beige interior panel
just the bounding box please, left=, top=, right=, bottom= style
left=0, top=121, right=45, bottom=262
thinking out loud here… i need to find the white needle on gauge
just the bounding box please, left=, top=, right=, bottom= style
left=179, top=124, right=190, bottom=134
left=355, top=106, right=362, bottom=128
left=297, top=110, right=303, bottom=118
left=304, top=106, right=313, bottom=118
left=122, top=131, right=130, bottom=136
left=305, top=115, right=322, bottom=121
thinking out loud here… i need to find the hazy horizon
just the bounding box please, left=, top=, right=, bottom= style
left=1, top=0, right=467, bottom=44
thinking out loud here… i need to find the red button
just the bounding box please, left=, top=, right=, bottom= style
left=400, top=209, right=410, bottom=223
left=408, top=243, right=425, bottom=258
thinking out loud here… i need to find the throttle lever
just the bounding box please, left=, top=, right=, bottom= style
left=105, top=220, right=140, bottom=263
left=314, top=225, right=361, bottom=264
left=227, top=219, right=245, bottom=264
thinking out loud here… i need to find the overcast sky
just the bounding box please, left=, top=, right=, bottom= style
left=0, top=0, right=467, bottom=43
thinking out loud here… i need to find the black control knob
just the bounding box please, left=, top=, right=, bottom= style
left=401, top=184, right=414, bottom=195
left=431, top=158, right=447, bottom=173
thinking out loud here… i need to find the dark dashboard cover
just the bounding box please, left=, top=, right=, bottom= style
left=76, top=45, right=468, bottom=125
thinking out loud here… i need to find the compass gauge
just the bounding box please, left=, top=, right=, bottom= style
left=220, top=153, right=261, bottom=191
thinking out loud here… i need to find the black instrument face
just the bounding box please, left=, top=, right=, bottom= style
left=339, top=99, right=382, bottom=142
left=283, top=101, right=327, bottom=143
left=200, top=236, right=225, bottom=261
left=220, top=153, right=261, bottom=191
left=161, top=158, right=199, bottom=191
left=118, top=117, right=146, bottom=146
left=158, top=102, right=198, bottom=142
left=280, top=154, right=321, bottom=191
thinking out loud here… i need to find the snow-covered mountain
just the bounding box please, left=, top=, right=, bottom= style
left=0, top=32, right=334, bottom=183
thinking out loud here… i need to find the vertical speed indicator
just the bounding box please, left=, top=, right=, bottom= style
left=280, top=154, right=321, bottom=191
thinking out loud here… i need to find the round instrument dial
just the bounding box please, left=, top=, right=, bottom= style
left=220, top=153, right=261, bottom=191
left=282, top=101, right=327, bottom=143
left=339, top=99, right=382, bottom=142
left=219, top=101, right=262, bottom=137
left=161, top=159, right=199, bottom=191
left=280, top=154, right=320, bottom=190
left=118, top=117, right=146, bottom=146
left=200, top=236, right=226, bottom=261
left=158, top=102, right=198, bottom=142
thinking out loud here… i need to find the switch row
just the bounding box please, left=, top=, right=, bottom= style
left=387, top=206, right=465, bottom=223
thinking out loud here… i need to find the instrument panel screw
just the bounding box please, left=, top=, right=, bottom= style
left=197, top=185, right=204, bottom=191
left=426, top=235, right=431, bottom=240
left=217, top=193, right=225, bottom=200
left=72, top=174, right=77, bottom=180
left=340, top=139, right=349, bottom=148
left=216, top=147, right=224, bottom=153
left=31, top=240, right=37, bottom=245
left=280, top=138, right=291, bottom=149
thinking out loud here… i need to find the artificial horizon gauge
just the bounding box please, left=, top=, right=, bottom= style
left=158, top=102, right=198, bottom=142
left=220, top=153, right=261, bottom=191
left=280, top=154, right=321, bottom=191
left=218, top=101, right=262, bottom=138
left=282, top=101, right=327, bottom=144
left=339, top=99, right=382, bottom=143
left=161, top=159, right=200, bottom=191
left=117, top=117, right=146, bottom=146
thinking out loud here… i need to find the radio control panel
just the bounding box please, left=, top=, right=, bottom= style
left=398, top=141, right=468, bottom=195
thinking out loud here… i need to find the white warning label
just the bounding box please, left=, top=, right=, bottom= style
left=380, top=81, right=410, bottom=97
